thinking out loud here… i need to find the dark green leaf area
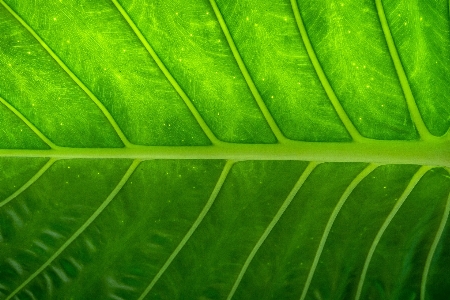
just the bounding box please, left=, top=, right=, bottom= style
left=301, top=165, right=420, bottom=300
left=148, top=161, right=308, bottom=299
left=0, top=159, right=131, bottom=298
left=0, top=158, right=48, bottom=200
left=426, top=219, right=450, bottom=300
left=364, top=168, right=450, bottom=300
left=229, top=162, right=366, bottom=299
left=11, top=160, right=225, bottom=300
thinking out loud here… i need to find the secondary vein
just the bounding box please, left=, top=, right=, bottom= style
left=226, top=161, right=319, bottom=300
left=4, top=159, right=140, bottom=300
left=374, top=0, right=434, bottom=141
left=0, top=158, right=57, bottom=208
left=110, top=0, right=222, bottom=146
left=137, top=160, right=234, bottom=300
left=0, top=0, right=132, bottom=147
left=420, top=170, right=450, bottom=300
left=209, top=0, right=289, bottom=144
left=299, top=163, right=379, bottom=300
left=290, top=0, right=365, bottom=142
left=354, top=165, right=432, bottom=300
left=0, top=96, right=58, bottom=149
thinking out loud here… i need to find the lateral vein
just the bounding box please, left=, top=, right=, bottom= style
left=299, top=163, right=379, bottom=300
left=110, top=0, right=221, bottom=146
left=4, top=159, right=140, bottom=300
left=227, top=161, right=319, bottom=300
left=137, top=160, right=234, bottom=300
left=290, top=0, right=365, bottom=142
left=355, top=165, right=432, bottom=300
left=209, top=0, right=289, bottom=144
left=0, top=158, right=57, bottom=208
left=0, top=0, right=132, bottom=147
left=374, top=0, right=434, bottom=141
left=0, top=96, right=58, bottom=149
left=420, top=169, right=450, bottom=300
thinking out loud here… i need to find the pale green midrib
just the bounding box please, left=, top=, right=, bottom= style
left=110, top=0, right=221, bottom=146
left=0, top=158, right=57, bottom=208
left=208, top=0, right=289, bottom=144
left=227, top=162, right=319, bottom=300
left=138, top=160, right=234, bottom=300
left=375, top=0, right=435, bottom=141
left=420, top=171, right=450, bottom=300
left=4, top=159, right=140, bottom=300
left=290, top=0, right=365, bottom=143
left=0, top=139, right=448, bottom=167
left=354, top=165, right=432, bottom=300
left=299, top=163, right=379, bottom=300
left=0, top=0, right=132, bottom=148
left=0, top=96, right=58, bottom=149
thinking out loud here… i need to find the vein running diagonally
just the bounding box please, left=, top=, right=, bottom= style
left=208, top=0, right=289, bottom=144
left=227, top=161, right=319, bottom=300
left=0, top=158, right=57, bottom=209
left=4, top=159, right=140, bottom=300
left=0, top=0, right=132, bottom=148
left=299, top=163, right=379, bottom=300
left=110, top=0, right=222, bottom=146
left=354, top=165, right=432, bottom=300
left=290, top=0, right=365, bottom=143
left=0, top=96, right=58, bottom=149
left=137, top=160, right=234, bottom=300
left=374, top=0, right=434, bottom=141
left=420, top=169, right=450, bottom=300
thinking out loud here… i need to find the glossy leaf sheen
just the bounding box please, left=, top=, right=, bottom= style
left=0, top=0, right=449, bottom=299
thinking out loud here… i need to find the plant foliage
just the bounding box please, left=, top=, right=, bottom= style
left=0, top=0, right=449, bottom=299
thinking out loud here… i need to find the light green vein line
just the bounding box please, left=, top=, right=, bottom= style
left=299, top=163, right=379, bottom=300
left=355, top=165, right=431, bottom=300
left=445, top=127, right=450, bottom=140
left=137, top=160, right=234, bottom=300
left=227, top=161, right=319, bottom=300
left=208, top=0, right=289, bottom=144
left=110, top=0, right=221, bottom=146
left=420, top=169, right=450, bottom=300
left=0, top=158, right=57, bottom=209
left=0, top=96, right=58, bottom=149
left=0, top=0, right=132, bottom=148
left=375, top=0, right=434, bottom=141
left=5, top=159, right=140, bottom=300
left=290, top=0, right=365, bottom=143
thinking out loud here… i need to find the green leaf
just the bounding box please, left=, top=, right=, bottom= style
left=0, top=0, right=449, bottom=299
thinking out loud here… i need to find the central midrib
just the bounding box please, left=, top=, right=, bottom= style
left=1, top=139, right=448, bottom=167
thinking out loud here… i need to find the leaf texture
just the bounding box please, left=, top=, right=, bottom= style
left=0, top=0, right=449, bottom=299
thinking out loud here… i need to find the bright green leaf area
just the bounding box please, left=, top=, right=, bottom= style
left=0, top=0, right=449, bottom=299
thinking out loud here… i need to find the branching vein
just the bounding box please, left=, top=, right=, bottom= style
left=299, top=163, right=379, bottom=300
left=227, top=161, right=319, bottom=300
left=208, top=0, right=289, bottom=144
left=5, top=159, right=140, bottom=300
left=137, top=160, right=234, bottom=300
left=110, top=0, right=221, bottom=146
left=290, top=0, right=365, bottom=142
left=0, top=158, right=57, bottom=208
left=0, top=96, right=58, bottom=149
left=420, top=168, right=450, bottom=300
left=355, top=165, right=432, bottom=300
left=0, top=0, right=132, bottom=147
left=374, top=0, right=434, bottom=141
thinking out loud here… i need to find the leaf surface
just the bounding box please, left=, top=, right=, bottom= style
left=0, top=0, right=449, bottom=299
